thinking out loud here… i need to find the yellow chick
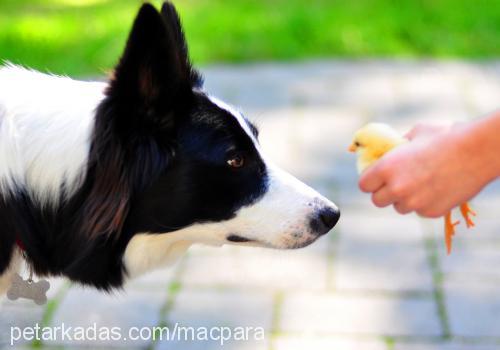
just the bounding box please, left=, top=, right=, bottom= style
left=348, top=122, right=407, bottom=174
left=349, top=122, right=476, bottom=254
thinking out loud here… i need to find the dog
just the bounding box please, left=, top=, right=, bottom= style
left=0, top=2, right=339, bottom=293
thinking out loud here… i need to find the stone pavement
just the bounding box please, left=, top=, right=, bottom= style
left=1, top=60, right=500, bottom=350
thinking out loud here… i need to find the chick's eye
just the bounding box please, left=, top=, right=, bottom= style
left=227, top=155, right=245, bottom=169
left=354, top=141, right=361, bottom=147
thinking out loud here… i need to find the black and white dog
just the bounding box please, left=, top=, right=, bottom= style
left=0, top=2, right=339, bottom=293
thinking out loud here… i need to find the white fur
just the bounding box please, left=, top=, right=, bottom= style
left=209, top=96, right=258, bottom=143
left=0, top=64, right=104, bottom=205
left=124, top=234, right=193, bottom=278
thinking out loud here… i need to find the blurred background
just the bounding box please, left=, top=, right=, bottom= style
left=1, top=1, right=500, bottom=350
left=1, top=0, right=499, bottom=75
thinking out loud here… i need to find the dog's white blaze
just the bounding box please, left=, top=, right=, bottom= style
left=0, top=65, right=103, bottom=204
left=124, top=97, right=337, bottom=278
left=208, top=96, right=258, bottom=143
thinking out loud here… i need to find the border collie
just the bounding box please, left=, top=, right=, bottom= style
left=0, top=2, right=339, bottom=293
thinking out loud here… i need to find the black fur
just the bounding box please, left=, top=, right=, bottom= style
left=0, top=2, right=268, bottom=290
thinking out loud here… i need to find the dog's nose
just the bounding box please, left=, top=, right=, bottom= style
left=309, top=206, right=340, bottom=236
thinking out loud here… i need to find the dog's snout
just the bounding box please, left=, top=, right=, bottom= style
left=309, top=206, right=340, bottom=236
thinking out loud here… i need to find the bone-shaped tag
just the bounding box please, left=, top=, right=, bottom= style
left=7, top=273, right=50, bottom=305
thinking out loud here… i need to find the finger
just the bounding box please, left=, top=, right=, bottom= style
left=359, top=166, right=385, bottom=193
left=371, top=186, right=395, bottom=208
left=394, top=201, right=413, bottom=215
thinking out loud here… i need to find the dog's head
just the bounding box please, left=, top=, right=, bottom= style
left=86, top=3, right=339, bottom=253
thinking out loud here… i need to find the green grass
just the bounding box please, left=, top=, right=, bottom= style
left=1, top=0, right=499, bottom=76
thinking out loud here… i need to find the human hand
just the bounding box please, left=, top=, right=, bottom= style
left=358, top=121, right=496, bottom=218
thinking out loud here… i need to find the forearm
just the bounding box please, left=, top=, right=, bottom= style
left=455, top=109, right=500, bottom=186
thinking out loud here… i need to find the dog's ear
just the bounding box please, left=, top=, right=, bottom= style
left=160, top=1, right=202, bottom=89
left=78, top=3, right=199, bottom=244
left=107, top=2, right=201, bottom=129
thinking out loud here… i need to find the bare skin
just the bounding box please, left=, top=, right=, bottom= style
left=359, top=110, right=500, bottom=218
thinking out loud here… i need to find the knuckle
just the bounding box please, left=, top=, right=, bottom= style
left=405, top=197, right=423, bottom=211
left=379, top=160, right=395, bottom=173
left=374, top=163, right=390, bottom=178
left=389, top=183, right=407, bottom=198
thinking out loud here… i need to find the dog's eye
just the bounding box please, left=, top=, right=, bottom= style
left=227, top=155, right=245, bottom=169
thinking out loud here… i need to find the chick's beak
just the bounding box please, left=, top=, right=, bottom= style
left=348, top=143, right=357, bottom=152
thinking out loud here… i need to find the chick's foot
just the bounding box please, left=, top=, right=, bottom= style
left=460, top=202, right=476, bottom=228
left=444, top=212, right=460, bottom=255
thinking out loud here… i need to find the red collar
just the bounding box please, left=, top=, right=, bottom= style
left=16, top=238, right=25, bottom=251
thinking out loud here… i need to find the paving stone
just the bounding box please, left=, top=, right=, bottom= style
left=291, top=69, right=397, bottom=112
left=0, top=275, right=63, bottom=347
left=446, top=218, right=500, bottom=245
left=205, top=61, right=400, bottom=113
left=157, top=289, right=273, bottom=350
left=338, top=211, right=426, bottom=244
left=256, top=107, right=364, bottom=185
left=468, top=181, right=500, bottom=219
left=394, top=342, right=500, bottom=350
left=124, top=263, right=180, bottom=291
left=280, top=292, right=441, bottom=337
left=424, top=203, right=500, bottom=285
left=273, top=335, right=387, bottom=350
left=445, top=282, right=500, bottom=337
left=166, top=289, right=274, bottom=330
left=332, top=209, right=433, bottom=292
left=0, top=275, right=68, bottom=347
left=463, top=68, right=500, bottom=115
left=334, top=233, right=433, bottom=292
left=395, top=65, right=465, bottom=101
left=155, top=333, right=268, bottom=350
left=203, top=64, right=296, bottom=113
left=0, top=303, right=44, bottom=347
left=180, top=243, right=330, bottom=291
left=440, top=245, right=500, bottom=285
left=46, top=286, right=167, bottom=348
